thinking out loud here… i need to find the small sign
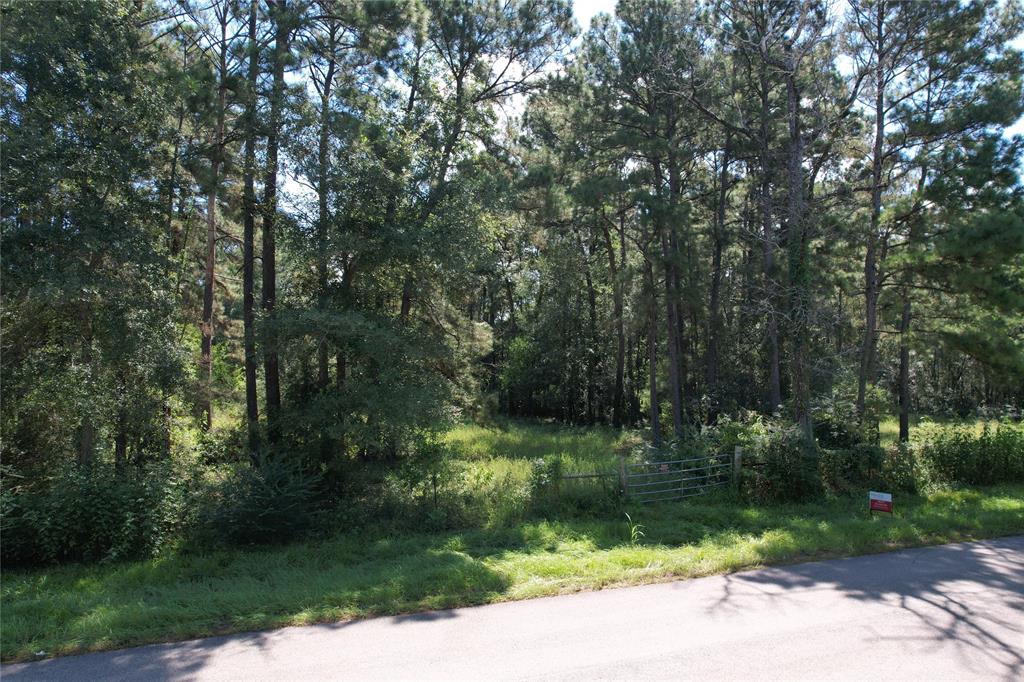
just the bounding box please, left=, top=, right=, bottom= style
left=869, top=491, right=893, bottom=514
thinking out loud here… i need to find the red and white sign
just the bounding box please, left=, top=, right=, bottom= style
left=869, top=491, right=893, bottom=514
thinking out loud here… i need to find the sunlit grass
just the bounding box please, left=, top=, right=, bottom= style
left=443, top=419, right=637, bottom=477
left=4, top=484, right=1023, bottom=662
left=878, top=416, right=995, bottom=446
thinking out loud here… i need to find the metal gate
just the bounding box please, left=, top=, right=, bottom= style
left=622, top=452, right=734, bottom=503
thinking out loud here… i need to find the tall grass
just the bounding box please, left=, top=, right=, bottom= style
left=445, top=420, right=627, bottom=467
left=878, top=416, right=996, bottom=446
left=443, top=420, right=637, bottom=484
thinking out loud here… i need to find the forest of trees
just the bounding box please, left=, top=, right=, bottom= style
left=3, top=0, right=1023, bottom=489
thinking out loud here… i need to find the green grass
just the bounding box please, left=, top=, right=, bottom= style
left=878, top=416, right=994, bottom=446
left=443, top=419, right=635, bottom=481
left=4, top=484, right=1023, bottom=662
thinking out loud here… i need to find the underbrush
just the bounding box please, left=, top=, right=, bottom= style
left=915, top=421, right=1024, bottom=485
left=4, top=418, right=1021, bottom=571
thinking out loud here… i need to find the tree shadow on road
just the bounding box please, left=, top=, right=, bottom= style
left=708, top=537, right=1024, bottom=680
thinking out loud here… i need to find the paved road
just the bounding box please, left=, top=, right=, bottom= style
left=5, top=536, right=1023, bottom=681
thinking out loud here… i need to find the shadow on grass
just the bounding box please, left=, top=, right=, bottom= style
left=1, top=549, right=505, bottom=677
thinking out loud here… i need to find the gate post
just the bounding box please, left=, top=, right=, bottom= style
left=618, top=454, right=627, bottom=497
left=732, top=446, right=743, bottom=489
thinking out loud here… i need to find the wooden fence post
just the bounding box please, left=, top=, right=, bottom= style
left=733, top=446, right=743, bottom=489
left=618, top=454, right=627, bottom=497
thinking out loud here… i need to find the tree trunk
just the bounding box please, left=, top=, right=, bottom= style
left=316, top=30, right=337, bottom=391
left=660, top=229, right=685, bottom=438
left=652, top=158, right=684, bottom=438
left=262, top=1, right=288, bottom=441
left=898, top=288, right=911, bottom=442
left=707, top=133, right=731, bottom=423
left=645, top=259, right=662, bottom=447
left=857, top=3, right=887, bottom=423
left=600, top=210, right=625, bottom=428
left=242, top=0, right=260, bottom=459
left=783, top=64, right=814, bottom=446
left=200, top=176, right=217, bottom=431
left=583, top=242, right=598, bottom=424
left=77, top=317, right=96, bottom=467
left=200, top=15, right=228, bottom=432
left=114, top=407, right=128, bottom=472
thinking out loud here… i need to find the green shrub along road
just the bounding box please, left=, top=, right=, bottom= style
left=4, top=484, right=1023, bottom=662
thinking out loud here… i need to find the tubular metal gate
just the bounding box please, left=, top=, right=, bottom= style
left=623, top=452, right=734, bottom=503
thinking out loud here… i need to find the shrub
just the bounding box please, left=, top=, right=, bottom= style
left=812, top=376, right=886, bottom=448
left=819, top=443, right=884, bottom=492
left=397, top=434, right=463, bottom=509
left=882, top=444, right=919, bottom=493
left=529, top=455, right=564, bottom=507
left=200, top=455, right=321, bottom=546
left=0, top=463, right=194, bottom=567
left=917, top=421, right=1024, bottom=485
left=815, top=416, right=864, bottom=450
left=741, top=423, right=824, bottom=504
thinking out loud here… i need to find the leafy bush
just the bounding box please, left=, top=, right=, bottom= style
left=882, top=444, right=919, bottom=493
left=917, top=421, right=1024, bottom=485
left=740, top=423, right=824, bottom=504
left=200, top=455, right=321, bottom=546
left=815, top=416, right=864, bottom=450
left=1, top=463, right=194, bottom=567
left=812, top=376, right=886, bottom=448
left=819, top=443, right=884, bottom=492
left=529, top=455, right=564, bottom=505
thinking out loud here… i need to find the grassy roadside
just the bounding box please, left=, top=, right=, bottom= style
left=4, top=484, right=1023, bottom=663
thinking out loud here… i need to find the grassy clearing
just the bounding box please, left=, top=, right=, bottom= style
left=443, top=419, right=633, bottom=480
left=878, top=416, right=993, bottom=446
left=4, top=484, right=1023, bottom=662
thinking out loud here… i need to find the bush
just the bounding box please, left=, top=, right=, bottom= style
left=917, top=421, right=1024, bottom=485
left=815, top=416, right=864, bottom=450
left=1, top=463, right=194, bottom=567
left=200, top=455, right=321, bottom=546
left=882, top=444, right=919, bottom=493
left=812, top=377, right=886, bottom=448
left=529, top=455, right=564, bottom=507
left=741, top=423, right=824, bottom=504
left=819, top=443, right=884, bottom=492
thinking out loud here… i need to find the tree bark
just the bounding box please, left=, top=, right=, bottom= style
left=660, top=229, right=685, bottom=438
left=262, top=0, right=288, bottom=441
left=759, top=70, right=783, bottom=411
left=200, top=10, right=228, bottom=432
left=645, top=259, right=662, bottom=447
left=583, top=235, right=598, bottom=424
left=316, top=27, right=337, bottom=391
left=898, top=288, right=911, bottom=442
left=242, top=0, right=260, bottom=457
left=600, top=209, right=626, bottom=428
left=652, top=158, right=685, bottom=438
left=707, top=133, right=731, bottom=423
left=77, top=315, right=96, bottom=467
left=783, top=61, right=814, bottom=446
left=114, top=405, right=128, bottom=472
left=858, top=0, right=887, bottom=422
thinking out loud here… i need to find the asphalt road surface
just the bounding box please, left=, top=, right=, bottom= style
left=4, top=536, right=1023, bottom=681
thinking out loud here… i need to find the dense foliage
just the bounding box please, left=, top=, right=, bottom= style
left=2, top=0, right=1023, bottom=566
